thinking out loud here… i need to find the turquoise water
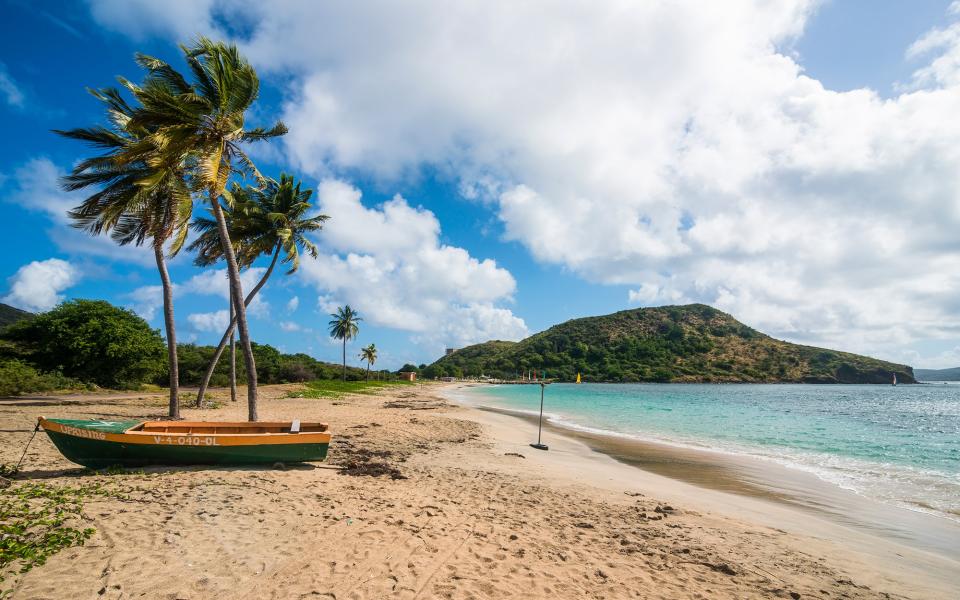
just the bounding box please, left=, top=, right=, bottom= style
left=460, top=383, right=960, bottom=521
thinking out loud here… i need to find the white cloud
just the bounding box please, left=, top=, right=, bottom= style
left=0, top=63, right=24, bottom=108
left=2, top=258, right=79, bottom=312
left=901, top=345, right=960, bottom=370
left=279, top=321, right=301, bottom=332
left=299, top=180, right=527, bottom=349
left=628, top=282, right=687, bottom=307
left=316, top=294, right=340, bottom=315
left=188, top=310, right=229, bottom=333
left=180, top=267, right=270, bottom=317
left=286, top=296, right=299, bottom=312
left=87, top=0, right=219, bottom=41
left=3, top=157, right=155, bottom=265
left=87, top=1, right=960, bottom=361
left=127, top=267, right=270, bottom=323
left=126, top=284, right=164, bottom=321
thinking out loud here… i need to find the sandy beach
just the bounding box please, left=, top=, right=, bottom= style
left=1, top=382, right=957, bottom=599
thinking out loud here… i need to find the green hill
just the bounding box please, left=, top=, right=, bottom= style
left=0, top=303, right=33, bottom=328
left=427, top=304, right=915, bottom=384
left=913, top=367, right=960, bottom=381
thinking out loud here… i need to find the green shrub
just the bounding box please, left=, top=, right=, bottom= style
left=0, top=360, right=81, bottom=396
left=2, top=300, right=165, bottom=389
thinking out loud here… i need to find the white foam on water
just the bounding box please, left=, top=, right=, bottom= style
left=449, top=385, right=960, bottom=524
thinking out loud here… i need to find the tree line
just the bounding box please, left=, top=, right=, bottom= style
left=0, top=299, right=383, bottom=396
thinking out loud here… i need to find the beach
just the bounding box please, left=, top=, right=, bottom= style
left=1, top=382, right=957, bottom=599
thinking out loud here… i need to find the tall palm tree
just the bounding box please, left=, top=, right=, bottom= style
left=359, top=344, right=378, bottom=381
left=122, top=38, right=287, bottom=420
left=329, top=306, right=362, bottom=381
left=54, top=87, right=192, bottom=420
left=188, top=175, right=328, bottom=407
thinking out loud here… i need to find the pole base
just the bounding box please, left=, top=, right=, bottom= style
left=529, top=443, right=549, bottom=451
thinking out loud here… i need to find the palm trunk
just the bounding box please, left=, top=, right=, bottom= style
left=366, top=362, right=370, bottom=382
left=154, top=243, right=180, bottom=420
left=342, top=338, right=346, bottom=382
left=229, top=295, right=236, bottom=403
left=195, top=243, right=282, bottom=407
left=209, top=193, right=258, bottom=421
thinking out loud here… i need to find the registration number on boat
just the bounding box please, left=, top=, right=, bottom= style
left=153, top=435, right=220, bottom=446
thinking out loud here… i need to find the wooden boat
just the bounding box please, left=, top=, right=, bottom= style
left=38, top=417, right=331, bottom=469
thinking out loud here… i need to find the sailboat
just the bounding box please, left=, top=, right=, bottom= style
left=892, top=373, right=897, bottom=386
left=576, top=372, right=581, bottom=384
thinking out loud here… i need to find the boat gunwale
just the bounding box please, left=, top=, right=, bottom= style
left=39, top=417, right=332, bottom=446
left=130, top=421, right=329, bottom=435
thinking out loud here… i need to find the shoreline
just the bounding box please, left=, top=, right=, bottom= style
left=445, top=383, right=960, bottom=553
left=442, top=384, right=960, bottom=595
left=3, top=382, right=958, bottom=598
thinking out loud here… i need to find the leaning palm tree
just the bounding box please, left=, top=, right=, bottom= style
left=359, top=344, right=378, bottom=381
left=122, top=38, right=287, bottom=420
left=329, top=306, right=362, bottom=381
left=54, top=87, right=192, bottom=420
left=188, top=175, right=328, bottom=407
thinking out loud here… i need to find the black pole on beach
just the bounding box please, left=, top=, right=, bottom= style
left=530, top=382, right=548, bottom=451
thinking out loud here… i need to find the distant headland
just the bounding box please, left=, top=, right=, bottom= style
left=427, top=304, right=915, bottom=384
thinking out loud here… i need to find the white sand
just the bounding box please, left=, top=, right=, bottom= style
left=1, top=382, right=956, bottom=599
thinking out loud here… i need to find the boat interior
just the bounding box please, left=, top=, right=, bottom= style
left=132, top=421, right=328, bottom=435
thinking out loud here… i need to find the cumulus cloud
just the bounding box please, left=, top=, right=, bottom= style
left=87, top=0, right=219, bottom=41
left=2, top=157, right=155, bottom=265
left=88, top=1, right=960, bottom=361
left=127, top=268, right=269, bottom=323
left=279, top=321, right=301, bottom=332
left=180, top=268, right=270, bottom=317
left=3, top=258, right=79, bottom=311
left=188, top=310, right=229, bottom=333
left=126, top=284, right=164, bottom=321
left=286, top=296, right=299, bottom=312
left=298, top=180, right=527, bottom=349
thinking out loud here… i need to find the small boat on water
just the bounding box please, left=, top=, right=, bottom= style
left=38, top=417, right=331, bottom=469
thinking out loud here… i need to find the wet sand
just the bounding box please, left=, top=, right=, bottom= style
left=0, top=382, right=957, bottom=599
left=472, top=405, right=960, bottom=559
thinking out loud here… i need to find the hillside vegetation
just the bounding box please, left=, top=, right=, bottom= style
left=428, top=304, right=915, bottom=384
left=0, top=303, right=32, bottom=329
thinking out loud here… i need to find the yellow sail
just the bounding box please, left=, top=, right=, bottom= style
left=576, top=372, right=581, bottom=384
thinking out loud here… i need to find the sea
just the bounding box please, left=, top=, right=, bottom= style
left=457, top=382, right=960, bottom=526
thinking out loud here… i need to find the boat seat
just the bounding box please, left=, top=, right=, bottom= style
left=290, top=419, right=301, bottom=434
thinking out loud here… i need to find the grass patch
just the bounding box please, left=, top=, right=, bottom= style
left=289, top=379, right=415, bottom=399
left=0, top=481, right=119, bottom=591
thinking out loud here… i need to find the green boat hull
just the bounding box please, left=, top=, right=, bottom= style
left=43, top=429, right=329, bottom=469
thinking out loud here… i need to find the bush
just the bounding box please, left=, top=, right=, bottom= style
left=2, top=300, right=165, bottom=389
left=0, top=359, right=81, bottom=396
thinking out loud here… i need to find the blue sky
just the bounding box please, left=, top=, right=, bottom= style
left=3, top=0, right=960, bottom=370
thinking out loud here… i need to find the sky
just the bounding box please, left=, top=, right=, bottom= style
left=2, top=0, right=960, bottom=370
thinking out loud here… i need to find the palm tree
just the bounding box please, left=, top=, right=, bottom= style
left=359, top=344, right=378, bottom=381
left=328, top=306, right=362, bottom=381
left=188, top=175, right=328, bottom=407
left=54, top=87, right=192, bottom=420
left=123, top=39, right=287, bottom=420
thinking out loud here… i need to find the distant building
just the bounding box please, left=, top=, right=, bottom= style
left=398, top=371, right=417, bottom=382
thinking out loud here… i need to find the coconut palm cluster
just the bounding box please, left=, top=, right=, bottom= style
left=56, top=38, right=361, bottom=421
